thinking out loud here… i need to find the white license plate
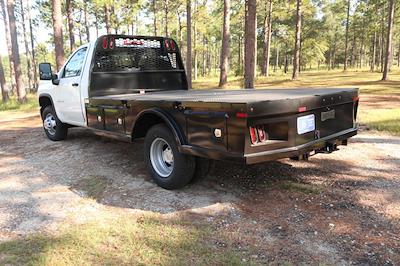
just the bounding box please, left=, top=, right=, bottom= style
left=297, top=114, right=315, bottom=134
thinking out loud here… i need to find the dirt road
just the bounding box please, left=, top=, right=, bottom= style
left=0, top=110, right=399, bottom=264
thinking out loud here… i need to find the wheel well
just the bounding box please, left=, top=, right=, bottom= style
left=132, top=113, right=165, bottom=139
left=39, top=96, right=52, bottom=116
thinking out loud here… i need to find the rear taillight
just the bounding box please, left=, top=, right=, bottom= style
left=249, top=126, right=268, bottom=145
left=249, top=127, right=258, bottom=144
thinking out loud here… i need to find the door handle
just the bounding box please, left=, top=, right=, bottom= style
left=72, top=83, right=79, bottom=87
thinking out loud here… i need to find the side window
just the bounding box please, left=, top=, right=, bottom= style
left=63, top=47, right=87, bottom=78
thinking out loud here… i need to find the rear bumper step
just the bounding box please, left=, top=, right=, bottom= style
left=180, top=128, right=357, bottom=164
left=244, top=128, right=357, bottom=164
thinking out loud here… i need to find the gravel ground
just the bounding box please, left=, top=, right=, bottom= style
left=0, top=110, right=399, bottom=264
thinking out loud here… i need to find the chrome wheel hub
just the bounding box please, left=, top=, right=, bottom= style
left=150, top=138, right=174, bottom=177
left=43, top=113, right=57, bottom=135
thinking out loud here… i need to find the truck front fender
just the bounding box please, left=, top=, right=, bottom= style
left=131, top=108, right=186, bottom=146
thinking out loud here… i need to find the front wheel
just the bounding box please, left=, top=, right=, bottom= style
left=42, top=106, right=68, bottom=141
left=144, top=124, right=195, bottom=189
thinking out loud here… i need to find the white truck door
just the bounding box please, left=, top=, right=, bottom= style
left=56, top=47, right=88, bottom=125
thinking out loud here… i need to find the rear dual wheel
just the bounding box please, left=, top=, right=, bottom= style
left=144, top=124, right=196, bottom=190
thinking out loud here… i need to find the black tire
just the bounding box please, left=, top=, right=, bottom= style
left=42, top=106, right=68, bottom=141
left=144, top=124, right=195, bottom=189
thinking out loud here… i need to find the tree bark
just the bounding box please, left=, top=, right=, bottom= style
left=27, top=0, right=37, bottom=91
left=292, top=0, right=301, bottom=80
left=261, top=0, right=272, bottom=77
left=20, top=0, right=33, bottom=91
left=1, top=0, right=16, bottom=94
left=382, top=0, right=395, bottom=81
left=371, top=31, right=377, bottom=72
left=84, top=1, right=90, bottom=42
left=218, top=0, right=230, bottom=87
left=244, top=0, right=256, bottom=88
left=6, top=0, right=25, bottom=102
left=153, top=0, right=157, bottom=36
left=186, top=0, right=192, bottom=89
left=52, top=0, right=65, bottom=71
left=66, top=0, right=75, bottom=51
left=343, top=0, right=350, bottom=71
left=104, top=5, right=111, bottom=34
left=164, top=0, right=168, bottom=36
left=0, top=55, right=9, bottom=102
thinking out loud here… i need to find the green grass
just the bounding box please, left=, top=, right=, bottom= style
left=359, top=108, right=400, bottom=136
left=279, top=181, right=323, bottom=195
left=0, top=94, right=38, bottom=112
left=0, top=215, right=247, bottom=266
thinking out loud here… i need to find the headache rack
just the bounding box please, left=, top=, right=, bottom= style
left=89, top=35, right=188, bottom=97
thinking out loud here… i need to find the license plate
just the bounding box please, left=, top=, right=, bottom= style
left=297, top=114, right=315, bottom=134
left=321, top=109, right=335, bottom=121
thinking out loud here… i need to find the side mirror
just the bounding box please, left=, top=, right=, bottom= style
left=51, top=74, right=60, bottom=85
left=39, top=63, right=53, bottom=80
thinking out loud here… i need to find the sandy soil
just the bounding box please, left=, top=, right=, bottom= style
left=0, top=110, right=399, bottom=264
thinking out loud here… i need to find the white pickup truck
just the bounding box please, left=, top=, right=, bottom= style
left=38, top=35, right=359, bottom=189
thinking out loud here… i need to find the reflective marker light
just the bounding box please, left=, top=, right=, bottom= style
left=170, top=40, right=175, bottom=50
left=109, top=38, right=114, bottom=49
left=298, top=106, right=307, bottom=112
left=165, top=40, right=170, bottom=50
left=236, top=112, right=248, bottom=118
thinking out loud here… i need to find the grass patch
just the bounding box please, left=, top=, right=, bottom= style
left=0, top=94, right=38, bottom=112
left=73, top=176, right=111, bottom=199
left=279, top=181, right=323, bottom=194
left=0, top=215, right=246, bottom=265
left=358, top=108, right=400, bottom=136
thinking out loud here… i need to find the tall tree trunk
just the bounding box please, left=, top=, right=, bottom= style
left=193, top=24, right=197, bottom=80
left=397, top=37, right=400, bottom=67
left=371, top=31, right=377, bottom=72
left=380, top=7, right=385, bottom=73
left=7, top=0, right=25, bottom=102
left=84, top=1, right=90, bottom=42
left=186, top=0, right=192, bottom=89
left=20, top=0, right=33, bottom=91
left=218, top=0, right=230, bottom=87
left=153, top=0, right=157, bottom=36
left=1, top=0, right=16, bottom=94
left=164, top=0, right=168, bottom=36
left=292, top=0, right=301, bottom=80
left=274, top=46, right=279, bottom=72
left=66, top=0, right=75, bottom=51
left=344, top=0, right=350, bottom=70
left=382, top=0, right=395, bottom=81
left=27, top=0, right=37, bottom=91
left=95, top=13, right=99, bottom=37
left=104, top=5, right=111, bottom=34
left=52, top=0, right=65, bottom=71
left=244, top=0, right=256, bottom=88
left=0, top=55, right=9, bottom=102
left=261, top=0, right=272, bottom=77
